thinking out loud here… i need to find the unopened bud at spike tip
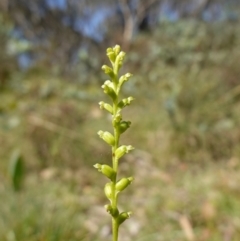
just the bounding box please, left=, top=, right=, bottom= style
left=113, top=45, right=121, bottom=55
left=107, top=52, right=116, bottom=63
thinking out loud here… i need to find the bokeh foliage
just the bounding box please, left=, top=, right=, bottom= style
left=1, top=17, right=240, bottom=241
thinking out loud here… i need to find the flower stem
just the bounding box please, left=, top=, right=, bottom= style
left=112, top=97, right=120, bottom=241
left=112, top=218, right=119, bottom=241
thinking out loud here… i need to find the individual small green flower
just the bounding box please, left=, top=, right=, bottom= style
left=105, top=204, right=119, bottom=217
left=118, top=121, right=131, bottom=134
left=113, top=113, right=122, bottom=125
left=102, top=65, right=115, bottom=79
left=94, top=164, right=116, bottom=181
left=116, top=177, right=134, bottom=192
left=98, top=131, right=115, bottom=146
left=117, top=73, right=133, bottom=93
left=104, top=204, right=112, bottom=213
left=101, top=80, right=117, bottom=100
left=117, top=51, right=126, bottom=66
left=113, top=45, right=121, bottom=55
left=107, top=48, right=116, bottom=64
left=104, top=182, right=113, bottom=202
left=117, top=212, right=132, bottom=225
left=114, top=51, right=126, bottom=73
left=115, top=145, right=134, bottom=160
left=99, top=101, right=113, bottom=114
left=118, top=96, right=134, bottom=109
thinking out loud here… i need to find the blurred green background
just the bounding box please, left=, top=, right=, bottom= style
left=1, top=1, right=240, bottom=240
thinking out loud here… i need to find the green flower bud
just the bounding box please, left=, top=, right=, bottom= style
left=118, top=121, right=131, bottom=134
left=118, top=51, right=126, bottom=66
left=102, top=65, right=115, bottom=79
left=104, top=204, right=112, bottom=213
left=106, top=47, right=113, bottom=53
left=98, top=131, right=115, bottom=146
left=104, top=204, right=119, bottom=217
left=99, top=101, right=113, bottom=114
left=118, top=51, right=126, bottom=61
left=114, top=51, right=126, bottom=73
left=118, top=73, right=133, bottom=91
left=113, top=113, right=122, bottom=126
left=117, top=211, right=132, bottom=225
left=107, top=49, right=116, bottom=63
left=93, top=163, right=116, bottom=180
left=116, top=177, right=134, bottom=192
left=118, top=97, right=134, bottom=109
left=101, top=80, right=117, bottom=100
left=115, top=145, right=134, bottom=159
left=113, top=45, right=121, bottom=55
left=104, top=182, right=113, bottom=202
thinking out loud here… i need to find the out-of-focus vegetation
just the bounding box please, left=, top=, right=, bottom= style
left=1, top=2, right=240, bottom=241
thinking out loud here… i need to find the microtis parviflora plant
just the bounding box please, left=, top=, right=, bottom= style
left=94, top=45, right=134, bottom=241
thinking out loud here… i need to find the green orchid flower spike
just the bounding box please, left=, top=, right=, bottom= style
left=94, top=45, right=134, bottom=241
